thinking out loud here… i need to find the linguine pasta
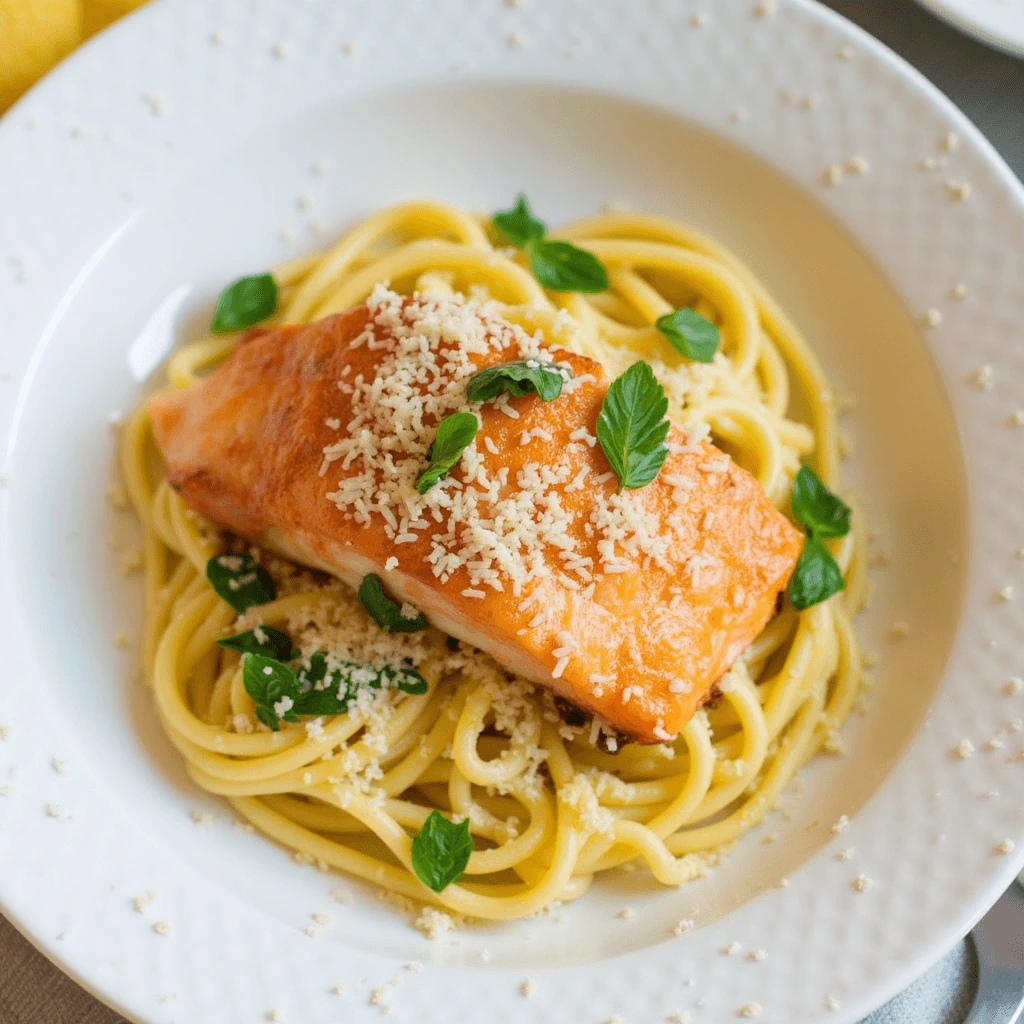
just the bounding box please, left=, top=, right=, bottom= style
left=120, top=200, right=864, bottom=924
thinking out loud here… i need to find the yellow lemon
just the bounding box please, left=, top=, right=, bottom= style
left=0, top=0, right=83, bottom=113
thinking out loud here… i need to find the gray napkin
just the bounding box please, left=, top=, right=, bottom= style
left=862, top=941, right=977, bottom=1024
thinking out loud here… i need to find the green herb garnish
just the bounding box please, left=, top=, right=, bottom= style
left=493, top=194, right=608, bottom=294
left=595, top=360, right=670, bottom=490
left=493, top=194, right=546, bottom=246
left=210, top=273, right=279, bottom=334
left=379, top=664, right=429, bottom=696
left=358, top=573, right=428, bottom=632
left=206, top=553, right=276, bottom=613
left=217, top=625, right=296, bottom=661
left=242, top=653, right=302, bottom=731
left=466, top=359, right=566, bottom=403
left=240, top=647, right=429, bottom=731
left=656, top=308, right=720, bottom=363
left=530, top=239, right=608, bottom=293
left=787, top=466, right=852, bottom=610
left=788, top=537, right=846, bottom=611
left=415, top=412, right=478, bottom=494
left=791, top=465, right=852, bottom=538
left=293, top=654, right=428, bottom=717
left=410, top=809, right=473, bottom=892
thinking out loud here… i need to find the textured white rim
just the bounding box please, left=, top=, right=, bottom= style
left=1, top=1, right=1024, bottom=1022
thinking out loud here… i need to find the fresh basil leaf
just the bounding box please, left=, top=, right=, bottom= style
left=206, top=553, right=276, bottom=613
left=293, top=657, right=367, bottom=717
left=254, top=705, right=280, bottom=730
left=358, top=573, right=428, bottom=632
left=788, top=536, right=846, bottom=610
left=242, top=653, right=302, bottom=731
left=493, top=195, right=607, bottom=294
left=217, top=625, right=294, bottom=661
left=381, top=664, right=429, bottom=696
left=791, top=466, right=851, bottom=539
left=410, top=809, right=473, bottom=892
left=466, top=360, right=566, bottom=404
left=293, top=653, right=350, bottom=716
left=493, top=194, right=546, bottom=247
left=297, top=651, right=328, bottom=687
left=529, top=238, right=608, bottom=294
left=293, top=656, right=429, bottom=716
left=415, top=412, right=478, bottom=494
left=292, top=678, right=350, bottom=717
left=596, top=361, right=670, bottom=490
left=210, top=273, right=278, bottom=334
left=656, top=308, right=720, bottom=363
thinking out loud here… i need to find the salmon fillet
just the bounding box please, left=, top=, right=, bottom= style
left=149, top=288, right=803, bottom=743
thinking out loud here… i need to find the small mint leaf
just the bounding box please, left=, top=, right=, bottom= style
left=529, top=238, right=608, bottom=294
left=358, top=574, right=428, bottom=632
left=466, top=360, right=566, bottom=403
left=788, top=536, right=846, bottom=610
left=411, top=810, right=473, bottom=892
left=595, top=361, right=670, bottom=490
left=242, top=654, right=302, bottom=731
left=493, top=194, right=546, bottom=247
left=656, top=308, right=720, bottom=363
left=791, top=467, right=851, bottom=539
left=206, top=553, right=275, bottom=613
left=416, top=412, right=478, bottom=494
left=217, top=625, right=293, bottom=660
left=210, top=274, right=278, bottom=334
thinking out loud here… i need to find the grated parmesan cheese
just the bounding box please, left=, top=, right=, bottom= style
left=415, top=905, right=458, bottom=939
left=971, top=364, right=994, bottom=390
left=320, top=287, right=686, bottom=596
left=132, top=891, right=155, bottom=912
left=953, top=738, right=975, bottom=760
left=946, top=179, right=972, bottom=201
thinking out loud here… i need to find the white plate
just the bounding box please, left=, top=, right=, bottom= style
left=915, top=0, right=1024, bottom=57
left=1, top=1, right=1023, bottom=1022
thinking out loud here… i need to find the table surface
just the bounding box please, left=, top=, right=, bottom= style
left=2, top=1, right=1023, bottom=1021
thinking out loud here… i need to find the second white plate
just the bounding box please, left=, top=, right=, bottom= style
left=916, top=0, right=1024, bottom=57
